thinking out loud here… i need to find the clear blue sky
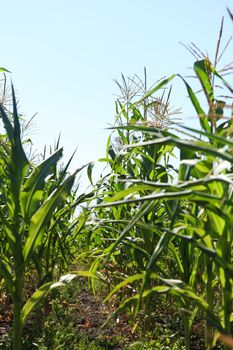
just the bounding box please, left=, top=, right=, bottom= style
left=0, top=1, right=232, bottom=186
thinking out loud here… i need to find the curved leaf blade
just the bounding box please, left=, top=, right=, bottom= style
left=23, top=173, right=76, bottom=262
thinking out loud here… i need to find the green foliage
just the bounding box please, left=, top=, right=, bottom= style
left=0, top=78, right=90, bottom=349
left=1, top=15, right=233, bottom=350
left=86, top=34, right=233, bottom=350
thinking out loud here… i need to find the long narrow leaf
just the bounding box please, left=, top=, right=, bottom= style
left=23, top=173, right=76, bottom=262
left=194, top=60, right=214, bottom=103
left=92, top=189, right=221, bottom=208
left=21, top=148, right=63, bottom=219
left=123, top=136, right=233, bottom=163
left=178, top=75, right=211, bottom=132
left=133, top=75, right=176, bottom=105
left=107, top=201, right=154, bottom=254
left=21, top=282, right=53, bottom=325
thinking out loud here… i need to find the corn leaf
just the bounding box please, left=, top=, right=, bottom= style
left=20, top=148, right=63, bottom=219
left=21, top=282, right=53, bottom=325
left=178, top=75, right=211, bottom=132
left=194, top=60, right=214, bottom=103
left=50, top=271, right=98, bottom=289
left=0, top=103, right=14, bottom=142
left=23, top=173, right=76, bottom=262
left=123, top=137, right=233, bottom=163
left=0, top=67, right=10, bottom=73
left=0, top=257, right=14, bottom=294
left=104, top=274, right=144, bottom=302
left=133, top=75, right=176, bottom=105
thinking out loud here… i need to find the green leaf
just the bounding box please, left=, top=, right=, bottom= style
left=178, top=75, right=206, bottom=115
left=20, top=148, right=63, bottom=220
left=107, top=201, right=154, bottom=254
left=87, top=162, right=94, bottom=185
left=114, top=280, right=224, bottom=334
left=178, top=75, right=211, bottom=132
left=21, top=282, right=53, bottom=325
left=194, top=59, right=214, bottom=103
left=11, top=84, right=22, bottom=147
left=1, top=87, right=29, bottom=205
left=135, top=231, right=172, bottom=316
left=177, top=124, right=233, bottom=147
left=23, top=173, right=76, bottom=262
left=0, top=67, right=11, bottom=73
left=123, top=137, right=233, bottom=163
left=169, top=227, right=233, bottom=277
left=104, top=185, right=157, bottom=202
left=50, top=271, right=98, bottom=289
left=209, top=63, right=233, bottom=94
left=133, top=75, right=176, bottom=105
left=0, top=103, right=14, bottom=142
left=92, top=188, right=221, bottom=209
left=104, top=274, right=144, bottom=302
left=207, top=210, right=225, bottom=237
left=59, top=149, right=78, bottom=185
left=11, top=85, right=28, bottom=171
left=0, top=257, right=14, bottom=294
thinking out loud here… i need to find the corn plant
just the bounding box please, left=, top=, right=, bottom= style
left=86, top=72, right=178, bottom=283
left=0, top=78, right=87, bottom=349
left=87, top=27, right=233, bottom=349
left=27, top=142, right=91, bottom=287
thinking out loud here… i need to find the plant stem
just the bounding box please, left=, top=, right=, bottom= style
left=183, top=313, right=191, bottom=350
left=205, top=257, right=214, bottom=350
left=13, top=269, right=24, bottom=350
left=222, top=276, right=232, bottom=350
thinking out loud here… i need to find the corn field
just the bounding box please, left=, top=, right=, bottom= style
left=0, top=17, right=233, bottom=350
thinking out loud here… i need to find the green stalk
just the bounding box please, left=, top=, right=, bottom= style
left=12, top=178, right=25, bottom=350
left=180, top=238, right=191, bottom=350
left=205, top=256, right=214, bottom=350
left=12, top=237, right=24, bottom=350
left=220, top=224, right=232, bottom=349
left=12, top=271, right=24, bottom=350
left=183, top=312, right=191, bottom=350
left=222, top=237, right=232, bottom=350
left=223, top=279, right=232, bottom=348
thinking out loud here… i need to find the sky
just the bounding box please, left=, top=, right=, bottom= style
left=0, top=1, right=232, bottom=187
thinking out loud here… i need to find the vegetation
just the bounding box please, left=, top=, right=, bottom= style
left=0, top=14, right=233, bottom=350
left=85, top=18, right=233, bottom=350
left=0, top=74, right=91, bottom=349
